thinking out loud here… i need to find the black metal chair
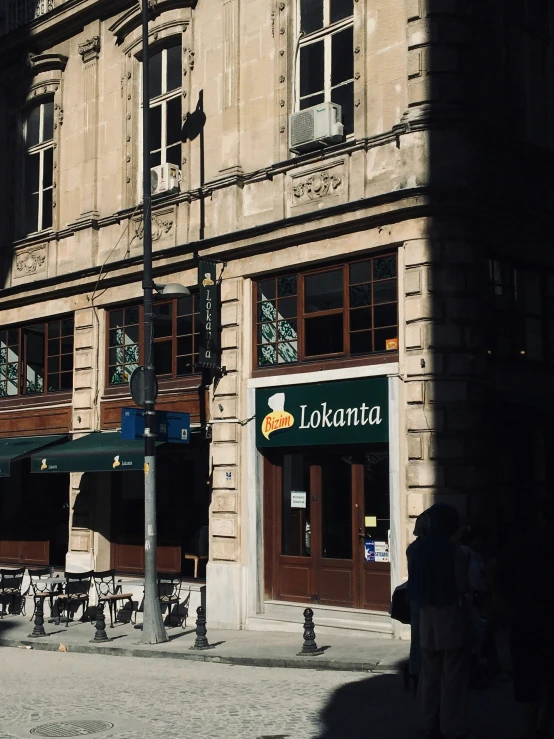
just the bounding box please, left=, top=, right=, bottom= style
left=157, top=573, right=187, bottom=628
left=0, top=567, right=26, bottom=617
left=56, top=571, right=93, bottom=627
left=28, top=567, right=55, bottom=621
left=93, top=570, right=135, bottom=628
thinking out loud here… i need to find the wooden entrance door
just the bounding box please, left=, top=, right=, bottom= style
left=264, top=447, right=391, bottom=611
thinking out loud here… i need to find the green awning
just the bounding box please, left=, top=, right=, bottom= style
left=30, top=432, right=161, bottom=474
left=0, top=435, right=68, bottom=477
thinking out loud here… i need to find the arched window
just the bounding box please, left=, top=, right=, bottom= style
left=23, top=99, right=54, bottom=234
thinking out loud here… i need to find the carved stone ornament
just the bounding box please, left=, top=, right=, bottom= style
left=293, top=171, right=342, bottom=202
left=79, top=36, right=101, bottom=64
left=133, top=214, right=173, bottom=243
left=26, top=53, right=68, bottom=73
left=15, top=246, right=47, bottom=279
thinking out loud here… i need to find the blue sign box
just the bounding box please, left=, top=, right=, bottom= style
left=121, top=408, right=190, bottom=444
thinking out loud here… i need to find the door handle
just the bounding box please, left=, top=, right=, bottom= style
left=358, top=529, right=366, bottom=540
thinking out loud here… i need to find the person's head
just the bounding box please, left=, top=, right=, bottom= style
left=426, top=502, right=460, bottom=540
left=414, top=509, right=431, bottom=538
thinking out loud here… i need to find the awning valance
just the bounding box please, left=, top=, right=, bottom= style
left=30, top=432, right=161, bottom=474
left=0, top=435, right=68, bottom=477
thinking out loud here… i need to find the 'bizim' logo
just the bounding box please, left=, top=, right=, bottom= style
left=113, top=455, right=121, bottom=469
left=262, top=392, right=295, bottom=440
left=202, top=272, right=214, bottom=287
left=41, top=459, right=47, bottom=470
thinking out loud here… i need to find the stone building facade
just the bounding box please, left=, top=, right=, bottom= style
left=0, top=0, right=552, bottom=633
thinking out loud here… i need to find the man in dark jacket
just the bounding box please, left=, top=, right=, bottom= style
left=408, top=503, right=472, bottom=739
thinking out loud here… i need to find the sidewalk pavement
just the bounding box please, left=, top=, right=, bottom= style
left=0, top=612, right=409, bottom=673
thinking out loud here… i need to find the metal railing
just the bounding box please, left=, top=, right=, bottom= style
left=4, top=0, right=56, bottom=34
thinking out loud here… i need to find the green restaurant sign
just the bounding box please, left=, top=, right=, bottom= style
left=255, top=377, right=389, bottom=447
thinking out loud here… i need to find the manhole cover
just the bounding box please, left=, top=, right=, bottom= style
left=30, top=720, right=114, bottom=737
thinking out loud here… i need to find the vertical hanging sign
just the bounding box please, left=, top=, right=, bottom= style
left=197, top=259, right=220, bottom=369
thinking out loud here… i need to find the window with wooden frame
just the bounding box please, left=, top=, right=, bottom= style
left=255, top=254, right=398, bottom=368
left=297, top=0, right=354, bottom=135
left=23, top=99, right=54, bottom=234
left=0, top=317, right=74, bottom=397
left=106, top=296, right=199, bottom=386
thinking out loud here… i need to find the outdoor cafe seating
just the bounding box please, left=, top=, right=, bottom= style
left=0, top=566, right=193, bottom=632
left=0, top=567, right=26, bottom=617
left=157, top=573, right=189, bottom=628
left=93, top=570, right=135, bottom=628
left=54, top=571, right=93, bottom=627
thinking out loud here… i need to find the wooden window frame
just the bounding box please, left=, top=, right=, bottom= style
left=0, top=317, right=74, bottom=398
left=105, top=296, right=200, bottom=390
left=254, top=253, right=399, bottom=372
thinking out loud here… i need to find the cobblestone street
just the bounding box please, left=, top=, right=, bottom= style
left=0, top=647, right=523, bottom=739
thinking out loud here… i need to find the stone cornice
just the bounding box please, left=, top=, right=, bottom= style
left=0, top=188, right=432, bottom=309
left=109, top=0, right=198, bottom=44
left=0, top=0, right=131, bottom=57
left=27, top=52, right=68, bottom=73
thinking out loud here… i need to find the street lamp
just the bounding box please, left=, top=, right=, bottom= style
left=139, top=0, right=189, bottom=644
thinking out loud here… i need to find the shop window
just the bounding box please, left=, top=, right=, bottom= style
left=0, top=317, right=74, bottom=397
left=298, top=0, right=354, bottom=135
left=23, top=99, right=54, bottom=234
left=108, top=306, right=140, bottom=385
left=488, top=259, right=546, bottom=361
left=255, top=254, right=398, bottom=368
left=144, top=42, right=182, bottom=170
left=106, top=296, right=199, bottom=386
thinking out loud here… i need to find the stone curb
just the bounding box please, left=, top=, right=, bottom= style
left=0, top=637, right=402, bottom=674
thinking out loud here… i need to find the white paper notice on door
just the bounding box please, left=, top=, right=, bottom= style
left=290, top=491, right=307, bottom=509
left=374, top=541, right=390, bottom=563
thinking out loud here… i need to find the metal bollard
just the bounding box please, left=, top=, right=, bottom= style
left=297, top=607, right=324, bottom=656
left=29, top=596, right=47, bottom=638
left=90, top=601, right=110, bottom=643
left=189, top=606, right=215, bottom=650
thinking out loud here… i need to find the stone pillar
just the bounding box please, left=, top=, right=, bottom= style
left=78, top=25, right=101, bottom=220
left=220, top=0, right=241, bottom=176
left=66, top=307, right=101, bottom=572
left=403, top=238, right=487, bottom=540
left=403, top=0, right=470, bottom=125
left=206, top=276, right=242, bottom=629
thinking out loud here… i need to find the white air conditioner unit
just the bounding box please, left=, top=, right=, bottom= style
left=151, top=163, right=181, bottom=196
left=289, top=102, right=344, bottom=154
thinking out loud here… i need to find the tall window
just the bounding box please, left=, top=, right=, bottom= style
left=146, top=42, right=182, bottom=169
left=107, top=296, right=199, bottom=386
left=488, top=259, right=545, bottom=361
left=298, top=0, right=354, bottom=135
left=255, top=254, right=398, bottom=368
left=0, top=317, right=74, bottom=397
left=24, top=100, right=54, bottom=234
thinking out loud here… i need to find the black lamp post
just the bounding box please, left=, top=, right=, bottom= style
left=139, top=0, right=189, bottom=644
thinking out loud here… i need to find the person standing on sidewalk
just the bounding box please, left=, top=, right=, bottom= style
left=406, top=508, right=432, bottom=691
left=407, top=503, right=472, bottom=739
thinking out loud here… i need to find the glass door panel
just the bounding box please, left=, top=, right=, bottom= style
left=321, top=455, right=353, bottom=559
left=281, top=453, right=311, bottom=557
left=357, top=450, right=391, bottom=611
